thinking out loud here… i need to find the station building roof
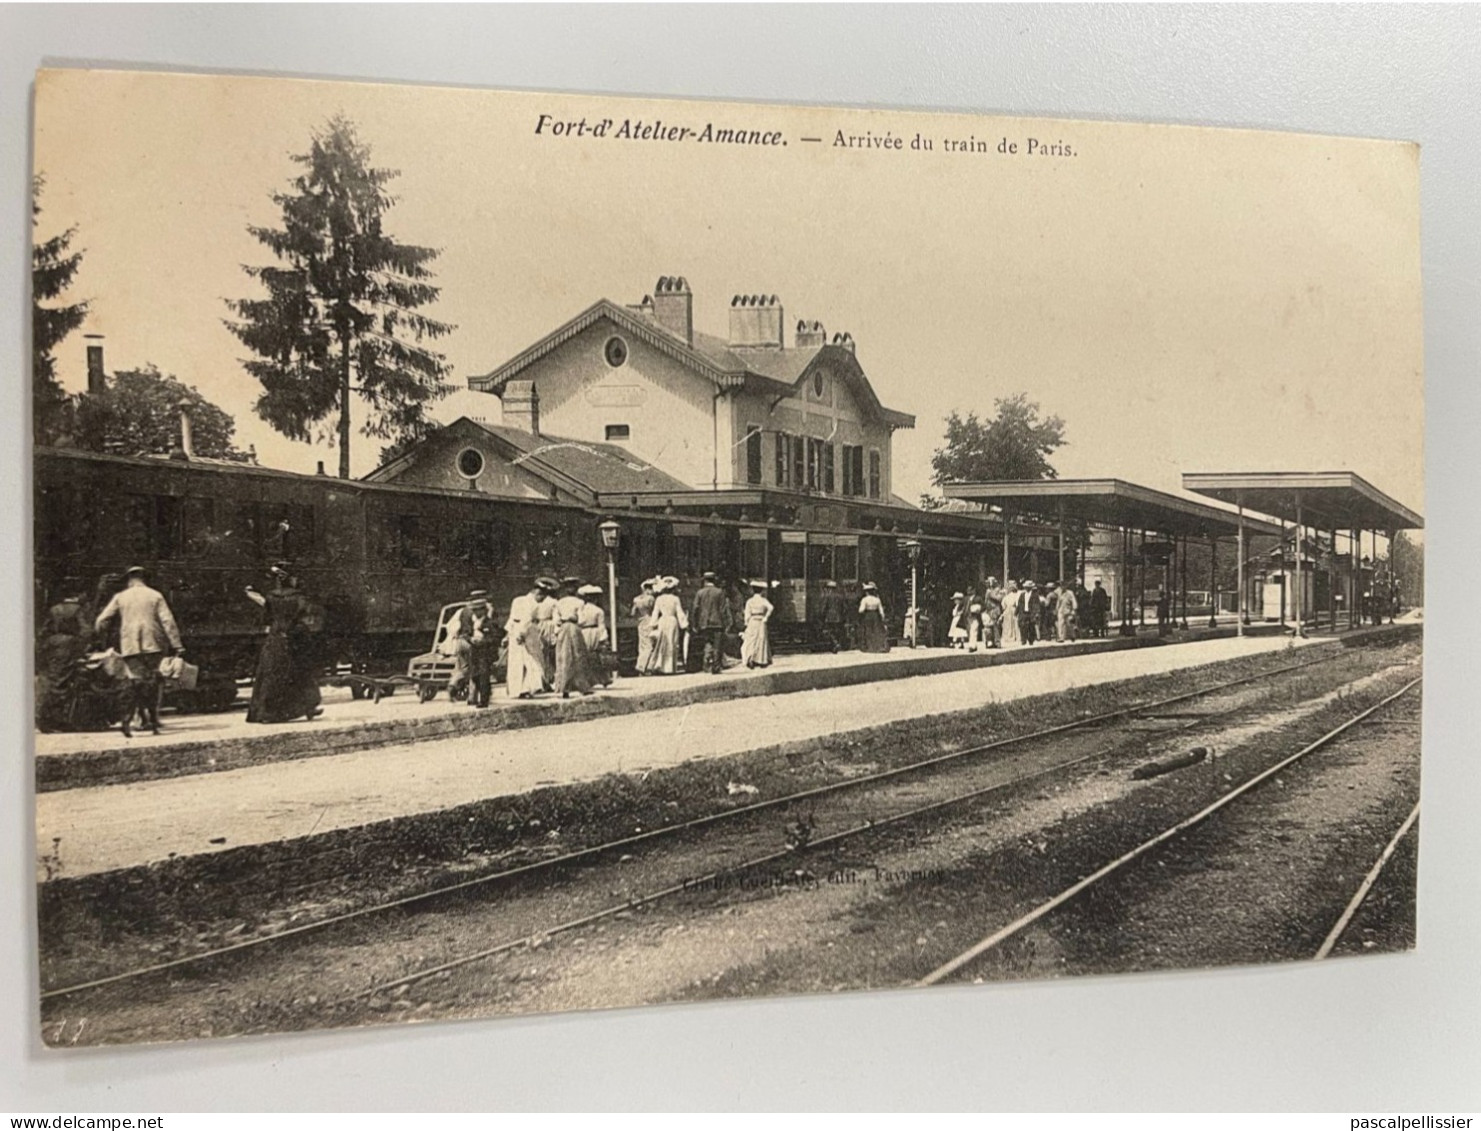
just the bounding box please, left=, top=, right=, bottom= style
left=1181, top=471, right=1423, bottom=532
left=941, top=478, right=1284, bottom=540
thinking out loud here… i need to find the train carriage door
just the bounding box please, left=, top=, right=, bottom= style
left=807, top=533, right=839, bottom=630
left=776, top=530, right=807, bottom=623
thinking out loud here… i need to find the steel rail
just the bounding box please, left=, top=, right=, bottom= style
left=356, top=654, right=1381, bottom=998
left=41, top=647, right=1355, bottom=1003
left=916, top=674, right=1423, bottom=987
left=1315, top=798, right=1421, bottom=960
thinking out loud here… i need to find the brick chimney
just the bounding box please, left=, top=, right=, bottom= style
left=84, top=334, right=107, bottom=395
left=830, top=331, right=856, bottom=354
left=795, top=320, right=826, bottom=349
left=730, top=294, right=784, bottom=349
left=652, top=276, right=693, bottom=346
left=502, top=379, right=540, bottom=435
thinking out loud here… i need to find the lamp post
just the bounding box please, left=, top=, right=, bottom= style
left=903, top=539, right=921, bottom=648
left=598, top=519, right=620, bottom=673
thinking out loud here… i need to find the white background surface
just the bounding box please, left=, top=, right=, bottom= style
left=2, top=4, right=1478, bottom=1112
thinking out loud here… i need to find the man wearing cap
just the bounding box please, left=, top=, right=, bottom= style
left=458, top=591, right=495, bottom=708
left=95, top=565, right=183, bottom=734
left=689, top=571, right=733, bottom=675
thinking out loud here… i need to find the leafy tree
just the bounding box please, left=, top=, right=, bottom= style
left=226, top=115, right=454, bottom=478
left=77, top=365, right=251, bottom=461
left=1388, top=530, right=1424, bottom=605
left=929, top=393, right=1067, bottom=488
left=32, top=175, right=89, bottom=444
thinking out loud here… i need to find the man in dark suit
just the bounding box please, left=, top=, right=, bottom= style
left=690, top=571, right=733, bottom=674
left=816, top=579, right=850, bottom=652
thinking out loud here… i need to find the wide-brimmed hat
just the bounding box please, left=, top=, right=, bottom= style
left=124, top=565, right=147, bottom=579
left=560, top=575, right=584, bottom=587
left=534, top=576, right=559, bottom=592
left=823, top=579, right=838, bottom=589
left=1025, top=580, right=1037, bottom=589
left=578, top=584, right=602, bottom=597
left=662, top=575, right=680, bottom=590
left=862, top=581, right=878, bottom=592
left=750, top=579, right=768, bottom=590
left=951, top=591, right=965, bottom=600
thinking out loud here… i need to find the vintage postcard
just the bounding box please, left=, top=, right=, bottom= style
left=31, top=68, right=1423, bottom=1047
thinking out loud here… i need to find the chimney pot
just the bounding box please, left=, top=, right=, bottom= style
left=650, top=275, right=693, bottom=346
left=729, top=290, right=784, bottom=348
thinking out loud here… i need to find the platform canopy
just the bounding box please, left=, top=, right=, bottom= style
left=1180, top=472, right=1423, bottom=532
left=941, top=478, right=1283, bottom=539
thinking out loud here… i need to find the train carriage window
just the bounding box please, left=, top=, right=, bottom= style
left=284, top=504, right=316, bottom=559
left=835, top=542, right=859, bottom=581
left=808, top=540, right=835, bottom=581
left=183, top=497, right=218, bottom=557
left=454, top=519, right=497, bottom=569
left=397, top=514, right=425, bottom=570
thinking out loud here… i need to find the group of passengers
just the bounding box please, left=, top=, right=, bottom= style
left=37, top=560, right=323, bottom=736
left=942, top=577, right=1113, bottom=650
left=444, top=576, right=613, bottom=705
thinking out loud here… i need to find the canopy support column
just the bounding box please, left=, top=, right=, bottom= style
left=1293, top=498, right=1305, bottom=638
left=1207, top=532, right=1219, bottom=628
left=1057, top=501, right=1066, bottom=583
left=1236, top=495, right=1246, bottom=637
left=1119, top=524, right=1133, bottom=636
left=1180, top=533, right=1190, bottom=629
left=1002, top=510, right=1011, bottom=587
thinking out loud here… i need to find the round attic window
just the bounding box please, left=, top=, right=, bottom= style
left=604, top=335, right=629, bottom=368
left=456, top=447, right=485, bottom=480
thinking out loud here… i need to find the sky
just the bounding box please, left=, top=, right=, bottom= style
left=33, top=69, right=1424, bottom=516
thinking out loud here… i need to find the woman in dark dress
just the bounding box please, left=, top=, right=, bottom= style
left=857, top=581, right=891, bottom=653
left=245, top=564, right=323, bottom=724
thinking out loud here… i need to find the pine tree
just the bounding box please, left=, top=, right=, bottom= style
left=32, top=175, right=89, bottom=445
left=225, top=116, right=454, bottom=478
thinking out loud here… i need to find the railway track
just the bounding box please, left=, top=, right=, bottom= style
left=917, top=675, right=1422, bottom=986
left=40, top=645, right=1395, bottom=1008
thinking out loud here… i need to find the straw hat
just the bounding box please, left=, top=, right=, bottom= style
left=578, top=584, right=603, bottom=597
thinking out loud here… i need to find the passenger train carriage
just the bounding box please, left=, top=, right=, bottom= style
left=35, top=442, right=1045, bottom=707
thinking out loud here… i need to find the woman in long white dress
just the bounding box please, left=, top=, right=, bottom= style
left=631, top=578, right=657, bottom=674
left=650, top=577, right=688, bottom=674
left=505, top=580, right=554, bottom=698
left=740, top=580, right=774, bottom=668
left=1000, top=580, right=1023, bottom=647
left=947, top=592, right=969, bottom=648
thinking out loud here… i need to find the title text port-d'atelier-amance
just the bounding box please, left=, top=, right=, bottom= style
left=533, top=115, right=1076, bottom=157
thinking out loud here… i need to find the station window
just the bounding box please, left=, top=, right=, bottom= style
left=605, top=424, right=631, bottom=442
left=774, top=432, right=791, bottom=488
left=868, top=450, right=882, bottom=500
left=822, top=442, right=836, bottom=494
left=791, top=435, right=805, bottom=492
left=745, top=425, right=763, bottom=485
left=456, top=447, right=485, bottom=480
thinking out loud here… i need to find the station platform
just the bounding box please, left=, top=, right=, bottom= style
left=35, top=619, right=1290, bottom=792
left=34, top=623, right=1419, bottom=883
